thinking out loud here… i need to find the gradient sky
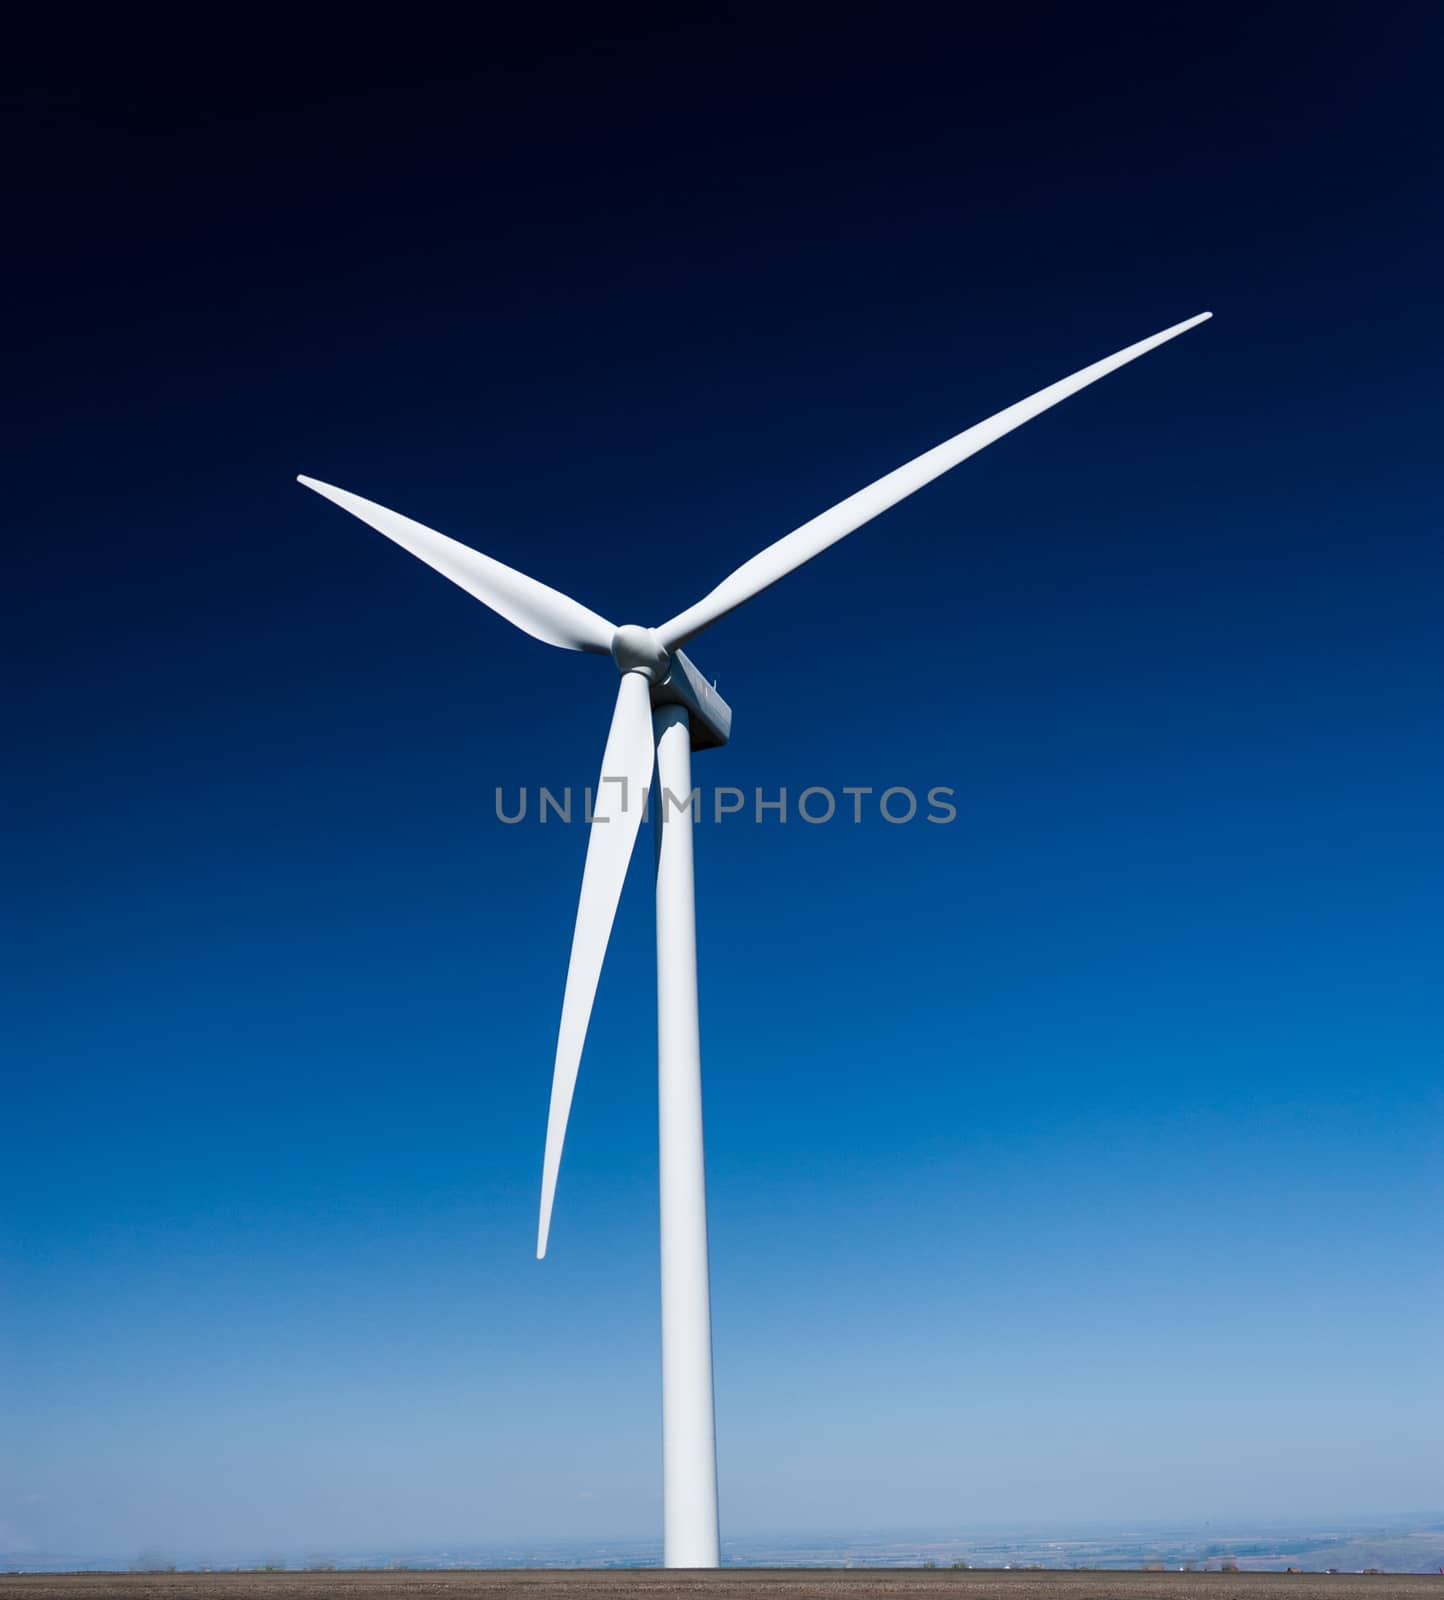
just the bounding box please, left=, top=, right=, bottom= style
left=4, top=4, right=1442, bottom=1563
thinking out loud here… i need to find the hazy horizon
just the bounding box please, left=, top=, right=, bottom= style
left=8, top=1513, right=1444, bottom=1575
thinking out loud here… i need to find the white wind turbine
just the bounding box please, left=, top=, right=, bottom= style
left=299, top=309, right=1210, bottom=1568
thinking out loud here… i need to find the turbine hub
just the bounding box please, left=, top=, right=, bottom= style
left=610, top=624, right=670, bottom=682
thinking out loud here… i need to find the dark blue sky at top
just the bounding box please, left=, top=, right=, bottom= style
left=3, top=3, right=1441, bottom=1562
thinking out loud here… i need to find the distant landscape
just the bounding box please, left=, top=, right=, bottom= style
left=5, top=1517, right=1442, bottom=1576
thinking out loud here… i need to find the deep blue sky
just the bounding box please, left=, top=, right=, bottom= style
left=4, top=3, right=1442, bottom=1563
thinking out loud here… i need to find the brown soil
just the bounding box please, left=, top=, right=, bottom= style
left=0, top=1572, right=1437, bottom=1600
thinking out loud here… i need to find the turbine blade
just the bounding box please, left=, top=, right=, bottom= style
left=655, top=311, right=1212, bottom=650
left=297, top=476, right=616, bottom=653
left=537, top=670, right=656, bottom=1258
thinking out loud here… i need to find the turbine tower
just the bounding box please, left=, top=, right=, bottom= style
left=299, top=309, right=1211, bottom=1568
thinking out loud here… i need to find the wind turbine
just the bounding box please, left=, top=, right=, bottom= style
left=298, top=308, right=1211, bottom=1568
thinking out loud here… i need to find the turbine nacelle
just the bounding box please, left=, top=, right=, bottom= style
left=609, top=624, right=732, bottom=753
left=651, top=646, right=732, bottom=753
